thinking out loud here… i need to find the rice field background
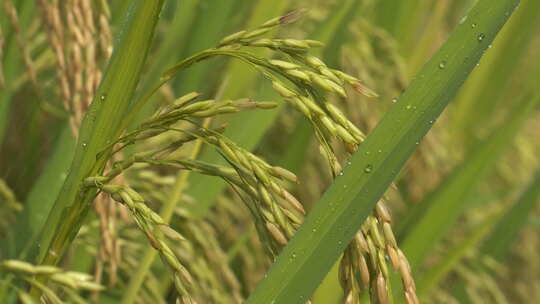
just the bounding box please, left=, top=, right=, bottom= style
left=0, top=0, right=539, bottom=303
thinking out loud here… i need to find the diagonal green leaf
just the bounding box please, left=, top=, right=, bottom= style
left=4, top=125, right=75, bottom=258
left=415, top=208, right=504, bottom=298
left=452, top=0, right=540, bottom=145
left=400, top=93, right=540, bottom=270
left=34, top=0, right=165, bottom=271
left=246, top=0, right=519, bottom=302
left=480, top=167, right=540, bottom=261
left=416, top=166, right=540, bottom=298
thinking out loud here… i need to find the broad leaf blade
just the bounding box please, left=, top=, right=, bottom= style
left=400, top=93, right=540, bottom=269
left=246, top=0, right=520, bottom=302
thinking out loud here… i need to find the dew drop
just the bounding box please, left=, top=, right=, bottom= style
left=471, top=23, right=477, bottom=28
left=406, top=104, right=412, bottom=110
left=391, top=98, right=398, bottom=103
left=378, top=149, right=382, bottom=153
left=438, top=61, right=447, bottom=69
left=82, top=142, right=88, bottom=148
left=477, top=33, right=485, bottom=42
left=364, top=164, right=373, bottom=173
left=100, top=94, right=106, bottom=101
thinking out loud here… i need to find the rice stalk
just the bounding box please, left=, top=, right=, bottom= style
left=33, top=2, right=165, bottom=298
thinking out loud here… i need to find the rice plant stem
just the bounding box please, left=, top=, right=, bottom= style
left=120, top=119, right=209, bottom=304
left=30, top=0, right=164, bottom=296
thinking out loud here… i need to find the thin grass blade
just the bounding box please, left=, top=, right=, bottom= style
left=480, top=168, right=540, bottom=261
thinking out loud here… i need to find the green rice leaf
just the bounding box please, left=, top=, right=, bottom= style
left=400, top=90, right=540, bottom=271
left=480, top=167, right=540, bottom=261
left=246, top=0, right=519, bottom=302
left=416, top=166, right=540, bottom=298
left=452, top=0, right=540, bottom=145
left=34, top=0, right=165, bottom=272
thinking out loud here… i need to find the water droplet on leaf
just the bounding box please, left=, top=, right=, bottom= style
left=477, top=33, right=485, bottom=42
left=364, top=164, right=373, bottom=173
left=438, top=61, right=446, bottom=69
